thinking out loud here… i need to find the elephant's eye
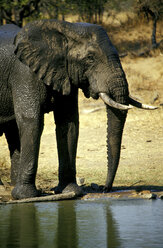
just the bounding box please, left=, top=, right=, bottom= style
left=87, top=54, right=94, bottom=64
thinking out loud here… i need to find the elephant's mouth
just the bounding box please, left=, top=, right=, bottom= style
left=82, top=85, right=99, bottom=99
left=99, top=93, right=158, bottom=110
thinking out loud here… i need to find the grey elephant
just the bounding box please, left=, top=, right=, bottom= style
left=0, top=20, right=156, bottom=199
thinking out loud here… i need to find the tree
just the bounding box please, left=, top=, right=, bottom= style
left=0, top=0, right=78, bottom=25
left=71, top=0, right=107, bottom=23
left=0, top=0, right=41, bottom=27
left=135, top=0, right=163, bottom=47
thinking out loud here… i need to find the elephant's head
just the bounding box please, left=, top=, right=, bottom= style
left=14, top=20, right=157, bottom=191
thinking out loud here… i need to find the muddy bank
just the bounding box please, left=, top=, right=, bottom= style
left=1, top=182, right=163, bottom=204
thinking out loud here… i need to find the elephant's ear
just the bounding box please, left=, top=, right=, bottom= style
left=14, top=21, right=71, bottom=95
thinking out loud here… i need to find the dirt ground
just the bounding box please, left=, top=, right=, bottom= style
left=0, top=19, right=163, bottom=192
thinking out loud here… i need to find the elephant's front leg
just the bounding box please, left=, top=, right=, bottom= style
left=11, top=116, right=43, bottom=199
left=54, top=90, right=82, bottom=195
left=11, top=66, right=44, bottom=199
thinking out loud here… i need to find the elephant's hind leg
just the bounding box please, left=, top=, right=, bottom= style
left=4, top=120, right=20, bottom=185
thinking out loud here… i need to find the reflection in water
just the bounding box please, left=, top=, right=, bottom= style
left=0, top=200, right=120, bottom=248
left=0, top=199, right=163, bottom=248
left=75, top=202, right=120, bottom=248
left=56, top=201, right=77, bottom=248
left=0, top=204, right=39, bottom=247
left=106, top=205, right=121, bottom=248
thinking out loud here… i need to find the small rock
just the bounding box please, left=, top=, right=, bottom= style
left=152, top=92, right=159, bottom=103
left=62, top=183, right=83, bottom=197
left=138, top=191, right=157, bottom=199
left=77, top=177, right=85, bottom=186
left=150, top=193, right=157, bottom=199
left=0, top=185, right=12, bottom=196
left=0, top=185, right=6, bottom=193
left=91, top=183, right=99, bottom=191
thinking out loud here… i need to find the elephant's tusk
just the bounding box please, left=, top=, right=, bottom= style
left=129, top=95, right=158, bottom=110
left=99, top=93, right=133, bottom=110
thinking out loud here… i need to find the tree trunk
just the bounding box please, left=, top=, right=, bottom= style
left=151, top=17, right=158, bottom=47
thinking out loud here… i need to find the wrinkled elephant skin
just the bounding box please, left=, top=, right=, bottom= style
left=0, top=21, right=155, bottom=199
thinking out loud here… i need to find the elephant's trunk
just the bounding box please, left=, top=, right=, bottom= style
left=103, top=75, right=157, bottom=192
left=105, top=105, right=127, bottom=192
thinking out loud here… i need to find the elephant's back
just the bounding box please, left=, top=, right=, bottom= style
left=0, top=24, right=20, bottom=44
left=0, top=24, right=20, bottom=72
left=0, top=25, right=19, bottom=77
left=0, top=24, right=20, bottom=54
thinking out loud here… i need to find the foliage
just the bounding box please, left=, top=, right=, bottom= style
left=71, top=0, right=107, bottom=23
left=0, top=0, right=162, bottom=29
left=38, top=0, right=108, bottom=23
left=0, top=0, right=41, bottom=26
left=105, top=0, right=134, bottom=12
left=135, top=0, right=163, bottom=46
left=0, top=0, right=134, bottom=26
left=38, top=0, right=75, bottom=20
left=135, top=0, right=163, bottom=21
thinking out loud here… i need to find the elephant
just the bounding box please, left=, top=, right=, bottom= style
left=0, top=20, right=157, bottom=199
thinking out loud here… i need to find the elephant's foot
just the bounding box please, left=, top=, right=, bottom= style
left=11, top=183, right=41, bottom=200
left=53, top=183, right=83, bottom=196
left=103, top=185, right=112, bottom=193
left=63, top=183, right=84, bottom=196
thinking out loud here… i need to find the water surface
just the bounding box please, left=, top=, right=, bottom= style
left=0, top=199, right=163, bottom=248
